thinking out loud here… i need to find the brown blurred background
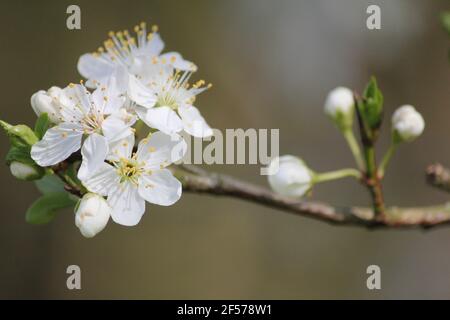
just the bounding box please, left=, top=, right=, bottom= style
left=1, top=0, right=450, bottom=299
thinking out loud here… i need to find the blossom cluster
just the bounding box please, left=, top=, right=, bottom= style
left=20, top=23, right=213, bottom=237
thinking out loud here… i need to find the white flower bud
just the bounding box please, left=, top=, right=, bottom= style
left=324, top=87, right=355, bottom=129
left=30, top=86, right=63, bottom=123
left=9, top=161, right=43, bottom=181
left=75, top=193, right=111, bottom=238
left=391, top=105, right=425, bottom=142
left=267, top=155, right=313, bottom=198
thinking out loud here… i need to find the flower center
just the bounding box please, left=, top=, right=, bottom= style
left=93, top=22, right=159, bottom=67
left=116, top=158, right=144, bottom=185
left=82, top=112, right=104, bottom=134
left=156, top=93, right=178, bottom=110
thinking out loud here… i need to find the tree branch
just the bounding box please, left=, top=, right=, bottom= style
left=426, top=163, right=450, bottom=193
left=175, top=166, right=450, bottom=229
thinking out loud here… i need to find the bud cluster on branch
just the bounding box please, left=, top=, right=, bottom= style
left=266, top=78, right=424, bottom=220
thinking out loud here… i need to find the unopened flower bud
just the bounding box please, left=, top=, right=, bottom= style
left=75, top=193, right=111, bottom=238
left=267, top=155, right=313, bottom=198
left=391, top=105, right=424, bottom=143
left=324, top=87, right=355, bottom=130
left=31, top=87, right=63, bottom=123
left=9, top=161, right=44, bottom=181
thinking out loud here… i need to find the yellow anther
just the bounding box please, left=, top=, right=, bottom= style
left=151, top=24, right=158, bottom=32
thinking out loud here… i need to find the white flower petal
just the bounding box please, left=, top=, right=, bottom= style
left=81, top=163, right=118, bottom=196
left=108, top=134, right=135, bottom=162
left=178, top=104, right=213, bottom=137
left=128, top=75, right=157, bottom=108
left=138, top=170, right=182, bottom=206
left=159, top=52, right=197, bottom=71
left=91, top=69, right=128, bottom=114
left=77, top=53, right=114, bottom=85
left=136, top=131, right=187, bottom=167
left=78, top=133, right=109, bottom=181
left=108, top=182, right=146, bottom=226
left=31, top=123, right=83, bottom=167
left=58, top=84, right=91, bottom=119
left=92, top=88, right=125, bottom=116
left=144, top=106, right=183, bottom=135
left=142, top=33, right=164, bottom=57
left=102, top=109, right=136, bottom=143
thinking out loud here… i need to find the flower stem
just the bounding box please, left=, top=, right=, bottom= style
left=363, top=145, right=385, bottom=218
left=314, top=168, right=361, bottom=184
left=343, top=129, right=365, bottom=171
left=51, top=163, right=83, bottom=198
left=378, top=143, right=397, bottom=178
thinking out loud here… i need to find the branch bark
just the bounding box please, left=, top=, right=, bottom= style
left=427, top=163, right=450, bottom=193
left=176, top=166, right=450, bottom=229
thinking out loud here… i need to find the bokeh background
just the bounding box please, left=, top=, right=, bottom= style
left=1, top=0, right=450, bottom=299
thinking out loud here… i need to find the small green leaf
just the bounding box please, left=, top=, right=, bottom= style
left=35, top=174, right=66, bottom=194
left=26, top=192, right=76, bottom=225
left=441, top=12, right=450, bottom=36
left=0, top=120, right=38, bottom=147
left=359, top=77, right=384, bottom=130
left=6, top=146, right=33, bottom=166
left=34, top=113, right=50, bottom=140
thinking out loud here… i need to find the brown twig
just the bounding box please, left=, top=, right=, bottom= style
left=50, top=153, right=450, bottom=229
left=175, top=165, right=450, bottom=229
left=51, top=162, right=83, bottom=198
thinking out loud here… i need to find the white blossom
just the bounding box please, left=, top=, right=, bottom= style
left=128, top=65, right=213, bottom=138
left=392, top=105, right=425, bottom=142
left=31, top=79, right=136, bottom=180
left=80, top=132, right=187, bottom=226
left=75, top=193, right=111, bottom=238
left=267, top=155, right=313, bottom=198
left=77, top=23, right=196, bottom=91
